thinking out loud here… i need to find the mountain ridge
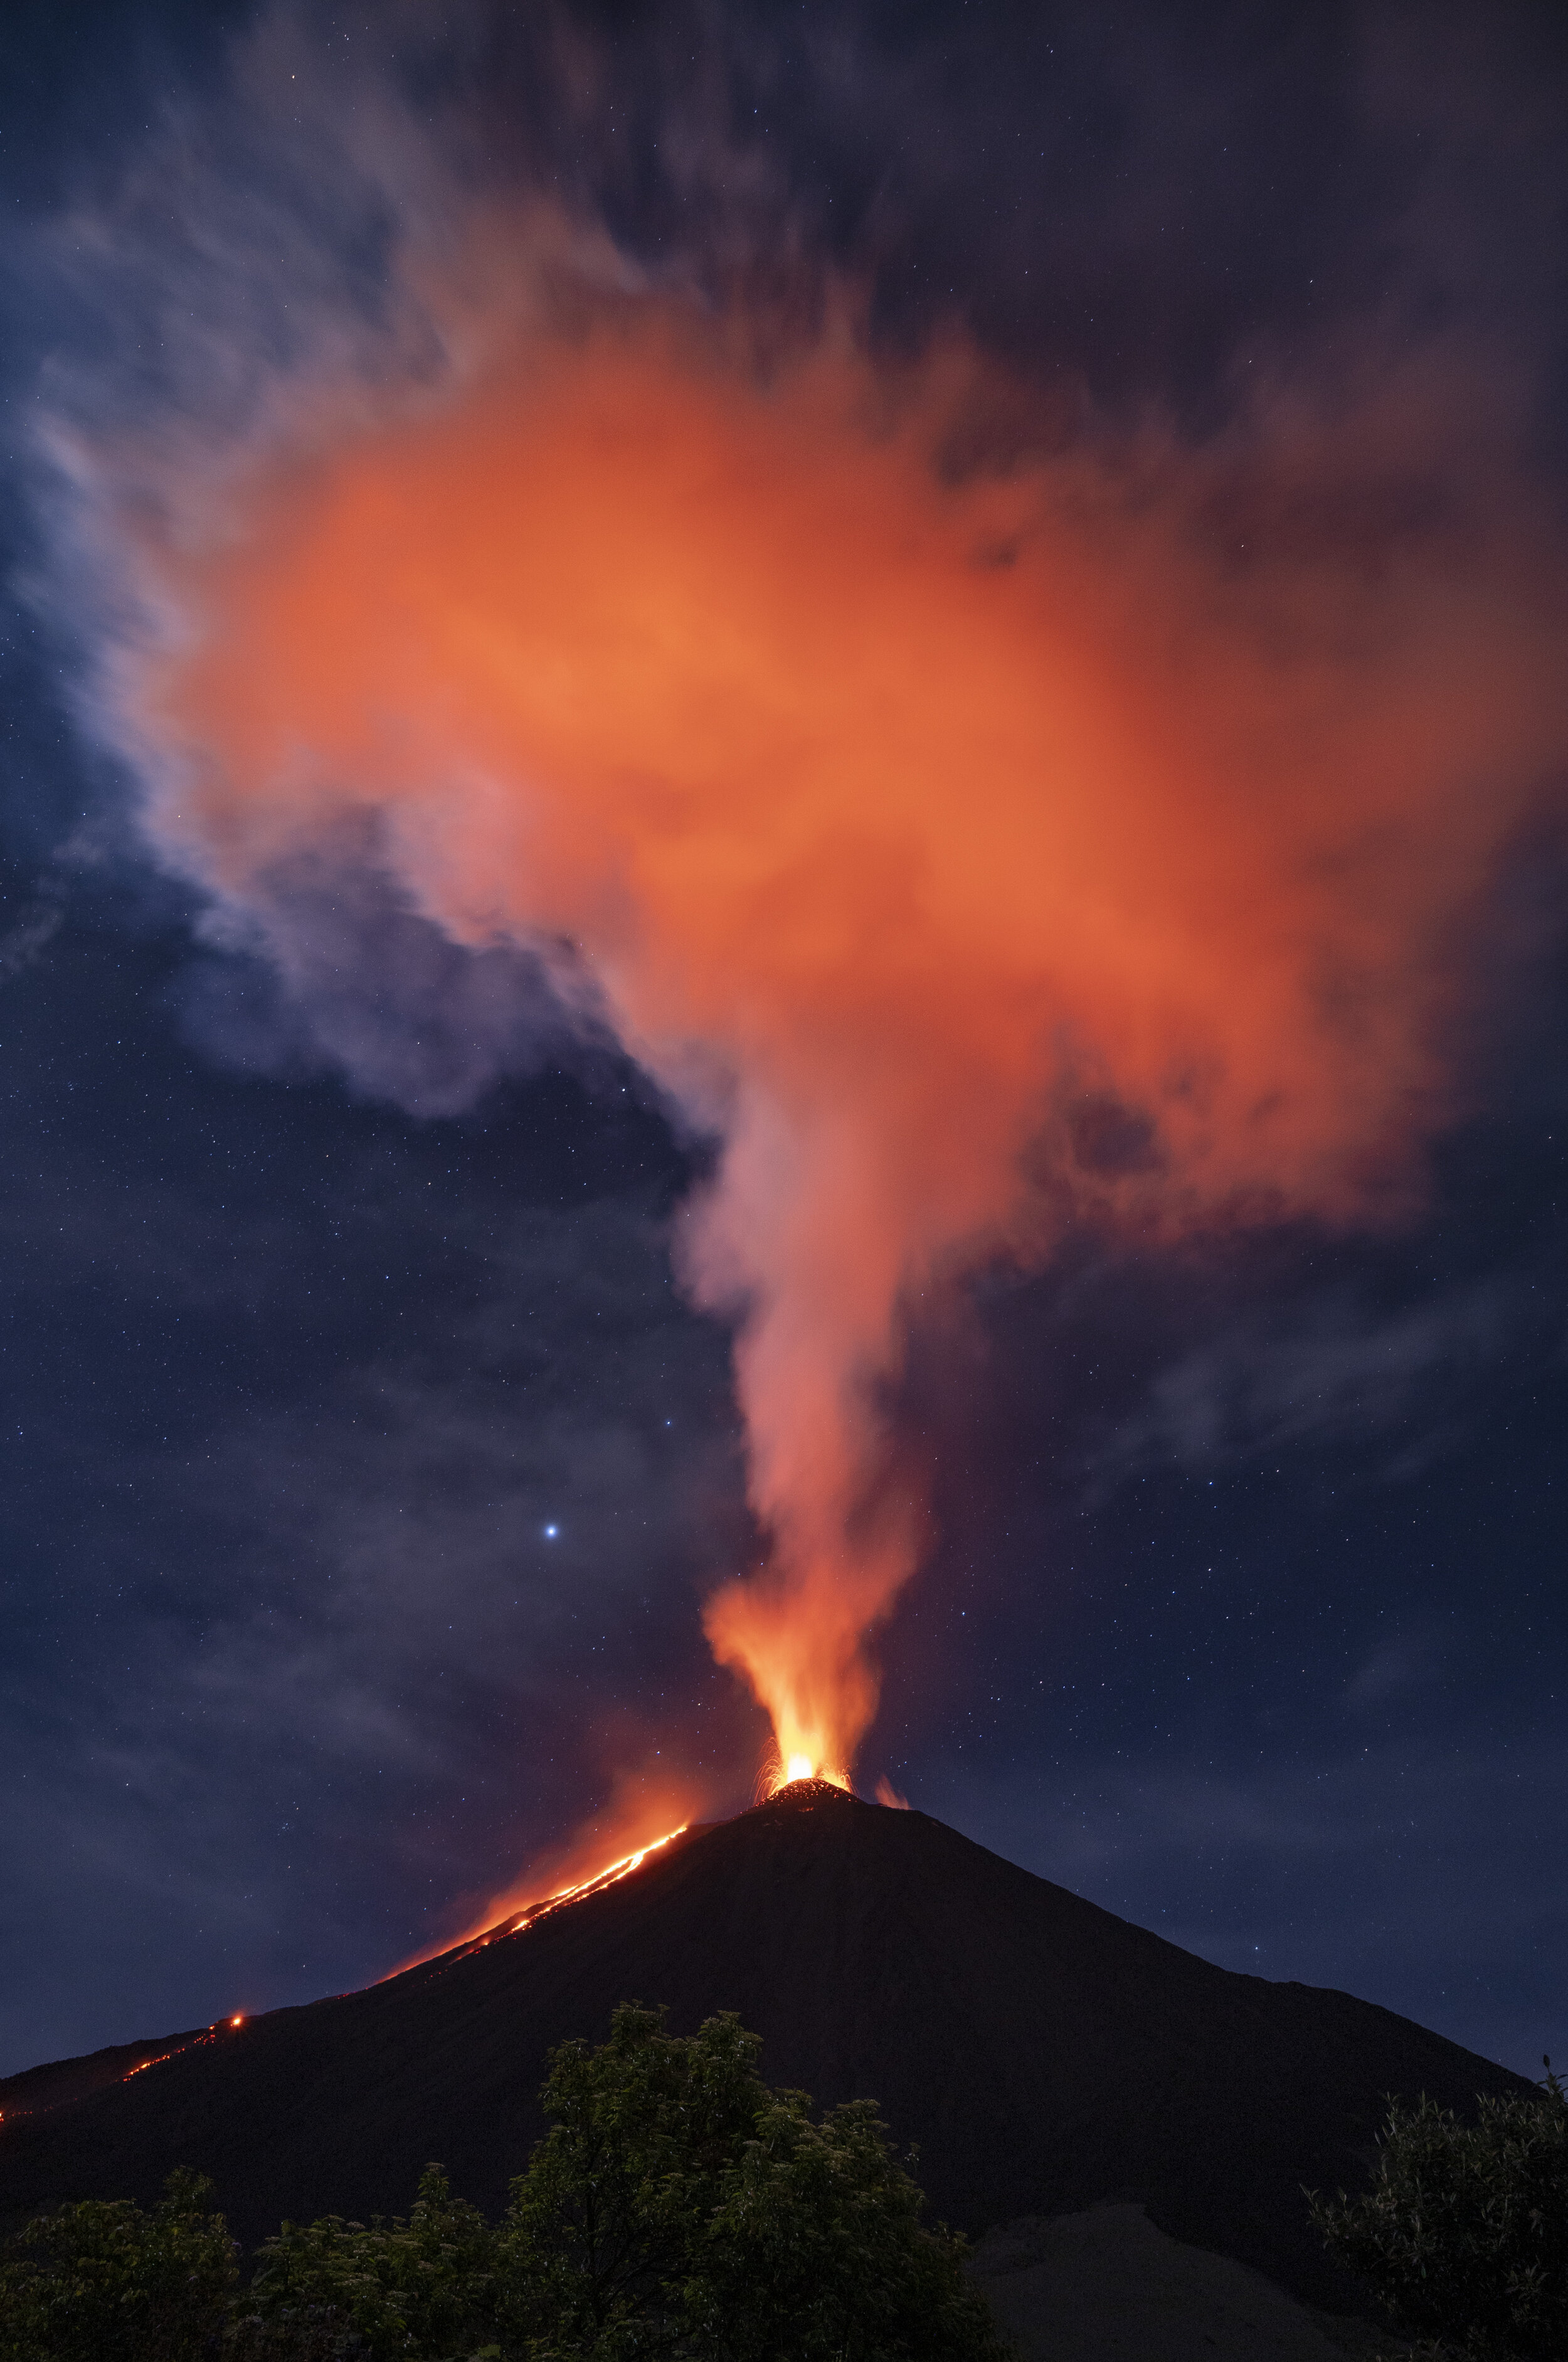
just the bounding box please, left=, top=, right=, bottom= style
left=0, top=1782, right=1523, bottom=2306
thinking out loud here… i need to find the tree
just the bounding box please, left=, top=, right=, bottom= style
left=0, top=2166, right=237, bottom=2362
left=686, top=2089, right=1002, bottom=2362
left=1310, top=2060, right=1568, bottom=2362
left=231, top=2003, right=1007, bottom=2359
left=499, top=2002, right=773, bottom=2352
left=499, top=2001, right=1009, bottom=2361
left=3, top=2007, right=1010, bottom=2359
left=231, top=2165, right=498, bottom=2359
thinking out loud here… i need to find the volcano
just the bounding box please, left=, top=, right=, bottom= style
left=0, top=1783, right=1523, bottom=2303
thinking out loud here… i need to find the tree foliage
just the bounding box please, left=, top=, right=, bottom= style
left=230, top=2165, right=499, bottom=2360
left=0, top=2166, right=237, bottom=2362
left=687, top=2088, right=1000, bottom=2361
left=501, top=2003, right=1008, bottom=2360
left=1310, top=2061, right=1568, bottom=2362
left=503, top=2000, right=771, bottom=2348
left=0, top=2004, right=1008, bottom=2361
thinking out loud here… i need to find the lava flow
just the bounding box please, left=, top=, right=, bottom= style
left=504, top=1827, right=689, bottom=1935
left=410, top=1822, right=696, bottom=1973
left=117, top=2016, right=248, bottom=2090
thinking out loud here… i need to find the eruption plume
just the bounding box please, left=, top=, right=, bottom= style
left=75, top=242, right=1566, bottom=1795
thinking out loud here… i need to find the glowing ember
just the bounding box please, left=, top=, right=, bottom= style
left=117, top=2016, right=244, bottom=2085
left=124, top=2046, right=186, bottom=2079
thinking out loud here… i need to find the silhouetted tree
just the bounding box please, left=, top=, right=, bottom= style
left=0, top=2166, right=236, bottom=2362
left=1310, top=2060, right=1568, bottom=2362
left=501, top=2002, right=1007, bottom=2360
left=226, top=2001, right=1009, bottom=2359
left=229, top=2164, right=496, bottom=2359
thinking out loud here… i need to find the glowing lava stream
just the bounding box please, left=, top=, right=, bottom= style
left=501, top=1825, right=690, bottom=1938
left=416, top=1770, right=859, bottom=1974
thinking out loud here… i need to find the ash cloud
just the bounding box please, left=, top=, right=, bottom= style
left=18, top=0, right=1568, bottom=1798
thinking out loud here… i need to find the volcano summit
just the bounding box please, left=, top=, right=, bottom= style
left=0, top=1784, right=1522, bottom=2303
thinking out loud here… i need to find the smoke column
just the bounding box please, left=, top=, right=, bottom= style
left=72, top=228, right=1566, bottom=1796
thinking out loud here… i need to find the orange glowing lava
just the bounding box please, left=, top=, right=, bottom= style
left=761, top=1751, right=853, bottom=1799
left=504, top=1826, right=688, bottom=1934
left=387, top=1790, right=702, bottom=1977
left=124, top=2045, right=188, bottom=2080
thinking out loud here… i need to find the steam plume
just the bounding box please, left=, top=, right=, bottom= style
left=38, top=19, right=1567, bottom=1795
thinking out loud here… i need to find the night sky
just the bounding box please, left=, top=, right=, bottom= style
left=3, top=0, right=1565, bottom=2087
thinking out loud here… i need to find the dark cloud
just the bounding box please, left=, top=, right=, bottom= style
left=0, top=881, right=753, bottom=2067
left=174, top=828, right=609, bottom=1114
left=1093, top=1277, right=1527, bottom=1480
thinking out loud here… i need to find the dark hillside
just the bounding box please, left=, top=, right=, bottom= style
left=0, top=1783, right=1523, bottom=2302
left=0, top=2029, right=208, bottom=2122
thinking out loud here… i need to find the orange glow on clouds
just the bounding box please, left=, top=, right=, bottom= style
left=114, top=279, right=1567, bottom=1791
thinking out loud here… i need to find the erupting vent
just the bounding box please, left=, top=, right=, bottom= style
left=763, top=1777, right=857, bottom=1811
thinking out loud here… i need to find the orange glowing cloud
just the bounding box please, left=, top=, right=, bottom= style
left=113, top=287, right=1565, bottom=1789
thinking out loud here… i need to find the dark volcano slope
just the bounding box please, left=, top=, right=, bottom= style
left=0, top=1783, right=1523, bottom=2301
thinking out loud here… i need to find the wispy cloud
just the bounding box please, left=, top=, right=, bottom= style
left=1095, top=1279, right=1522, bottom=1484
left=0, top=898, right=61, bottom=983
